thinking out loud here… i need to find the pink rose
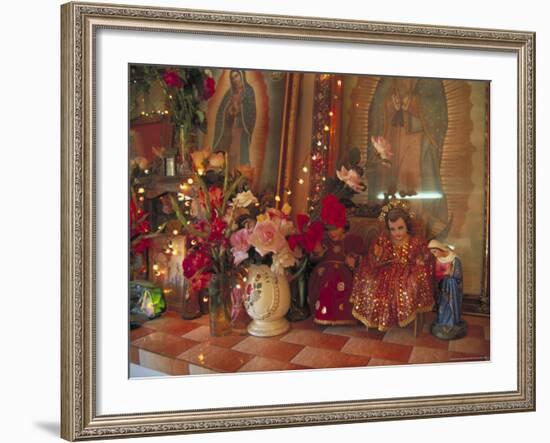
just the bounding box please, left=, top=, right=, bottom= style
left=230, top=228, right=251, bottom=265
left=249, top=220, right=286, bottom=257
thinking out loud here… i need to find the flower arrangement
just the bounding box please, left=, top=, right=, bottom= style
left=229, top=203, right=301, bottom=276
left=171, top=149, right=252, bottom=292
left=130, top=65, right=216, bottom=135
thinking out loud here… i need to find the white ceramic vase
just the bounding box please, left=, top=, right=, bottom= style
left=244, top=264, right=291, bottom=337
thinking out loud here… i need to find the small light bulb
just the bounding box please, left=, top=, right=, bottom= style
left=302, top=166, right=308, bottom=173
left=203, top=297, right=208, bottom=303
left=236, top=284, right=241, bottom=289
left=324, top=125, right=330, bottom=132
left=275, top=195, right=281, bottom=202
left=337, top=80, right=342, bottom=87
left=298, top=178, right=305, bottom=185
left=172, top=230, right=179, bottom=235
left=329, top=111, right=334, bottom=117
left=197, top=168, right=205, bottom=176
left=137, top=187, right=145, bottom=194
left=144, top=169, right=150, bottom=175
left=286, top=189, right=292, bottom=195
left=243, top=277, right=248, bottom=282
left=187, top=178, right=194, bottom=185
left=317, top=141, right=322, bottom=146
left=153, top=264, right=159, bottom=271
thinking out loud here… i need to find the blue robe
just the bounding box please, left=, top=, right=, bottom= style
left=432, top=257, right=467, bottom=340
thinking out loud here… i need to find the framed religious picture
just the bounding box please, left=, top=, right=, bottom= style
left=61, top=1, right=535, bottom=441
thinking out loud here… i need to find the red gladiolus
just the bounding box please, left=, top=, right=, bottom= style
left=163, top=69, right=183, bottom=88
left=321, top=194, right=346, bottom=228
left=182, top=250, right=212, bottom=279
left=208, top=186, right=224, bottom=210
left=203, top=76, right=216, bottom=99
left=209, top=216, right=227, bottom=242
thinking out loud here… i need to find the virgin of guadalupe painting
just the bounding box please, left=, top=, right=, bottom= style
left=213, top=70, right=257, bottom=167
left=366, top=77, right=450, bottom=232
left=205, top=69, right=272, bottom=191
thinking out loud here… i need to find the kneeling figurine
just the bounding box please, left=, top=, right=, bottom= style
left=428, top=239, right=467, bottom=340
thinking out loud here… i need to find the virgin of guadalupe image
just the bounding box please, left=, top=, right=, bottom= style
left=367, top=77, right=449, bottom=231
left=213, top=69, right=257, bottom=168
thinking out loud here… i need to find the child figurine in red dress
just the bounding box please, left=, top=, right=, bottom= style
left=351, top=200, right=434, bottom=331
left=308, top=195, right=363, bottom=325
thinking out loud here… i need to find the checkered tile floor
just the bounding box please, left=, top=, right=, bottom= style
left=130, top=310, right=490, bottom=376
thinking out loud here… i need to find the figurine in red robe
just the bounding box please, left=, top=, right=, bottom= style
left=351, top=201, right=434, bottom=331
left=308, top=195, right=363, bottom=325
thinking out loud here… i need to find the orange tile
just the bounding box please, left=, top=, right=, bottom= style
left=177, top=343, right=253, bottom=372
left=142, top=317, right=202, bottom=336
left=132, top=331, right=198, bottom=357
left=462, top=315, right=490, bottom=327
left=130, top=326, right=155, bottom=342
left=280, top=328, right=349, bottom=351
left=448, top=337, right=490, bottom=356
left=238, top=356, right=311, bottom=373
left=291, top=346, right=370, bottom=369
left=130, top=345, right=140, bottom=365
left=233, top=336, right=304, bottom=362
left=464, top=324, right=486, bottom=339
left=182, top=325, right=248, bottom=348
left=408, top=346, right=452, bottom=364
left=341, top=338, right=413, bottom=362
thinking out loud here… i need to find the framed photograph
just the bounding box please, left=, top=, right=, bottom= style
left=61, top=1, right=535, bottom=440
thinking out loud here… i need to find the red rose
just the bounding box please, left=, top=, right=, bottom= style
left=203, top=76, right=216, bottom=99
left=163, top=69, right=183, bottom=88
left=321, top=194, right=346, bottom=228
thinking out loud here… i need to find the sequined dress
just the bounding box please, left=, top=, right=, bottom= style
left=308, top=235, right=363, bottom=325
left=351, top=232, right=434, bottom=331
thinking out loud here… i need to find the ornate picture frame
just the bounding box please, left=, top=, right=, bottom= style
left=61, top=1, right=535, bottom=440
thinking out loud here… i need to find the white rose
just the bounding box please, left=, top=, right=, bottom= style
left=270, top=246, right=297, bottom=275
left=232, top=190, right=258, bottom=208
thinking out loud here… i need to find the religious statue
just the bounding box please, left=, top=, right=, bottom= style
left=351, top=200, right=434, bottom=331
left=308, top=195, right=363, bottom=325
left=428, top=239, right=467, bottom=340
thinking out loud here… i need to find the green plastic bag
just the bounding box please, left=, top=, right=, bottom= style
left=130, top=280, right=166, bottom=320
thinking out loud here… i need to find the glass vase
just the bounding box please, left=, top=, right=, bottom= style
left=207, top=272, right=232, bottom=336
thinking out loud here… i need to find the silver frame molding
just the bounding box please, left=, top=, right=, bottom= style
left=61, top=2, right=535, bottom=440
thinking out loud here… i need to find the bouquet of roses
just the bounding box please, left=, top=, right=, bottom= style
left=229, top=203, right=302, bottom=276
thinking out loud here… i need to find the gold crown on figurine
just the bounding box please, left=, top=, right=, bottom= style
left=377, top=198, right=416, bottom=223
